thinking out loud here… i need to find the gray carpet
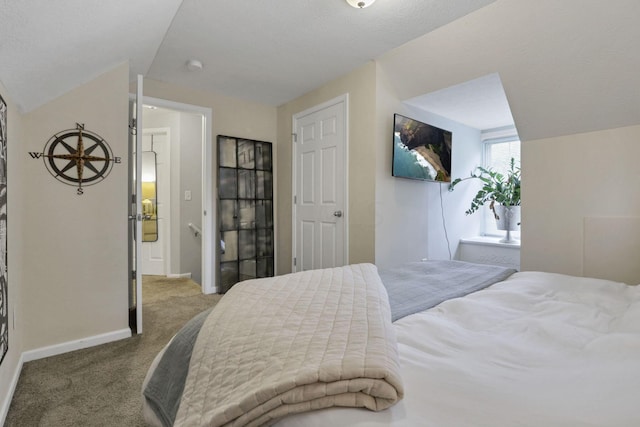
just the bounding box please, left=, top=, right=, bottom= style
left=5, top=276, right=221, bottom=427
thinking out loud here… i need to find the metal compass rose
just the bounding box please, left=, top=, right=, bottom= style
left=30, top=123, right=121, bottom=195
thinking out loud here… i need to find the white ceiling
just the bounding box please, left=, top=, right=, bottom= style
left=0, top=0, right=496, bottom=113
left=405, top=73, right=514, bottom=130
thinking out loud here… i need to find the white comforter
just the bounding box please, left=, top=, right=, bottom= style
left=277, top=271, right=640, bottom=427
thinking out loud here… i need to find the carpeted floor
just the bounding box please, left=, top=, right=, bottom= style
left=5, top=276, right=221, bottom=427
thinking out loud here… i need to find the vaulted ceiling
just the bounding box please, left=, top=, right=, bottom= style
left=1, top=0, right=638, bottom=141
left=0, top=0, right=495, bottom=112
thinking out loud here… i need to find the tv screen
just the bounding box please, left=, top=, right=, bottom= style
left=392, top=113, right=452, bottom=182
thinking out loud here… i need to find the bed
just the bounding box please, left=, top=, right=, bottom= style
left=142, top=260, right=640, bottom=427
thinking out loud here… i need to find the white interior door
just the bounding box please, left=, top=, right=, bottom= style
left=141, top=130, right=170, bottom=275
left=293, top=96, right=348, bottom=272
left=129, top=75, right=143, bottom=334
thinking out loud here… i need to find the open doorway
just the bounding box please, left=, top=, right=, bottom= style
left=141, top=97, right=214, bottom=293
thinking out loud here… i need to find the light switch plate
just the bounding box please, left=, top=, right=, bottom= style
left=185, top=190, right=192, bottom=201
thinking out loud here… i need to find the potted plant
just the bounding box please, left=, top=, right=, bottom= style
left=449, top=157, right=521, bottom=243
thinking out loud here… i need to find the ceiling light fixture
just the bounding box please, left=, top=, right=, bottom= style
left=346, top=0, right=376, bottom=8
left=186, top=59, right=204, bottom=72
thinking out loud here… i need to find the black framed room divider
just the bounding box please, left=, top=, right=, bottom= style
left=216, top=135, right=274, bottom=293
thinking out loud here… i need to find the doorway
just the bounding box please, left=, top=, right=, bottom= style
left=141, top=100, right=213, bottom=292
left=291, top=94, right=349, bottom=271
left=129, top=93, right=214, bottom=334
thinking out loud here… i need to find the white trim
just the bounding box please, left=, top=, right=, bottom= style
left=344, top=95, right=350, bottom=265
left=0, top=354, right=24, bottom=427
left=291, top=94, right=350, bottom=271
left=166, top=272, right=192, bottom=279
left=480, top=125, right=518, bottom=142
left=141, top=96, right=215, bottom=295
left=22, top=329, right=132, bottom=363
left=290, top=127, right=295, bottom=272
left=271, top=134, right=278, bottom=276
left=459, top=236, right=521, bottom=248
left=135, top=75, right=144, bottom=333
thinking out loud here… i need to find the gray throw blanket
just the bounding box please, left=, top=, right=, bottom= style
left=379, top=260, right=516, bottom=321
left=142, top=260, right=515, bottom=426
left=143, top=308, right=213, bottom=427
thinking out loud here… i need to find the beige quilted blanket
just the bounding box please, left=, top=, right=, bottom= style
left=174, top=263, right=404, bottom=427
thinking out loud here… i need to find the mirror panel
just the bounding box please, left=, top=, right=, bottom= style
left=237, top=139, right=255, bottom=169
left=141, top=151, right=158, bottom=242
left=218, top=137, right=237, bottom=168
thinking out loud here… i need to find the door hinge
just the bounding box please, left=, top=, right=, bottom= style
left=294, top=195, right=297, bottom=204
left=131, top=270, right=136, bottom=280
left=129, top=118, right=137, bottom=136
left=292, top=133, right=297, bottom=143
left=293, top=257, right=297, bottom=267
left=131, top=194, right=136, bottom=204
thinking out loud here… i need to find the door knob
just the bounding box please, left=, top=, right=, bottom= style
left=333, top=211, right=343, bottom=217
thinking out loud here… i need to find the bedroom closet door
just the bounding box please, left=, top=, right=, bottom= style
left=292, top=95, right=348, bottom=272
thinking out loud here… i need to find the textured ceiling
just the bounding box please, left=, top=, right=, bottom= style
left=0, top=0, right=183, bottom=112
left=0, top=0, right=496, bottom=112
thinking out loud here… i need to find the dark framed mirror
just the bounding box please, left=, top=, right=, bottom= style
left=141, top=151, right=158, bottom=242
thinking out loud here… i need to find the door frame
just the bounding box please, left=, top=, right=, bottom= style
left=291, top=94, right=349, bottom=272
left=141, top=96, right=215, bottom=294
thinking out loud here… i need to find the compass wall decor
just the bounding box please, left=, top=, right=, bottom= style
left=29, top=123, right=121, bottom=195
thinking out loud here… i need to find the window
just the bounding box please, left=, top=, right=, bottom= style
left=482, top=131, right=521, bottom=238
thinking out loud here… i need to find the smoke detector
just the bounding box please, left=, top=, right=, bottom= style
left=186, top=59, right=204, bottom=72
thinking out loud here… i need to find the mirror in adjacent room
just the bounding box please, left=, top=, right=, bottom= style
left=141, top=151, right=158, bottom=242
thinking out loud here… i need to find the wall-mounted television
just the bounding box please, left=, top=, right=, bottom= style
left=392, top=113, right=452, bottom=182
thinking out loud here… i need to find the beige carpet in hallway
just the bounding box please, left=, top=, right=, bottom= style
left=5, top=276, right=221, bottom=426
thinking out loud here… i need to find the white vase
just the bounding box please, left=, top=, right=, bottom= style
left=495, top=205, right=520, bottom=243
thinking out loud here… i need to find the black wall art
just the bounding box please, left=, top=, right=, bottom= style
left=0, top=93, right=7, bottom=365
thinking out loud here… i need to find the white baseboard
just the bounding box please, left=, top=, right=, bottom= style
left=0, top=353, right=24, bottom=427
left=1, top=329, right=131, bottom=423
left=166, top=272, right=191, bottom=279
left=22, top=328, right=132, bottom=363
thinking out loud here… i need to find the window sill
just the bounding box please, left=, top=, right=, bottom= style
left=459, top=236, right=521, bottom=249
left=458, top=236, right=521, bottom=270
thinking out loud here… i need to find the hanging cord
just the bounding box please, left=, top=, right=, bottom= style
left=439, top=183, right=452, bottom=260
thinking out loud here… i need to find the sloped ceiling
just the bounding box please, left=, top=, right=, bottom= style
left=0, top=0, right=495, bottom=112
left=405, top=73, right=514, bottom=131
left=0, top=0, right=183, bottom=112
left=2, top=0, right=638, bottom=141
left=379, top=0, right=640, bottom=141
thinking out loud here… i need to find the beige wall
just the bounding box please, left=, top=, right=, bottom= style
left=521, top=124, right=640, bottom=283
left=21, top=63, right=130, bottom=350
left=0, top=81, right=26, bottom=420
left=276, top=62, right=377, bottom=274
left=142, top=79, right=277, bottom=144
